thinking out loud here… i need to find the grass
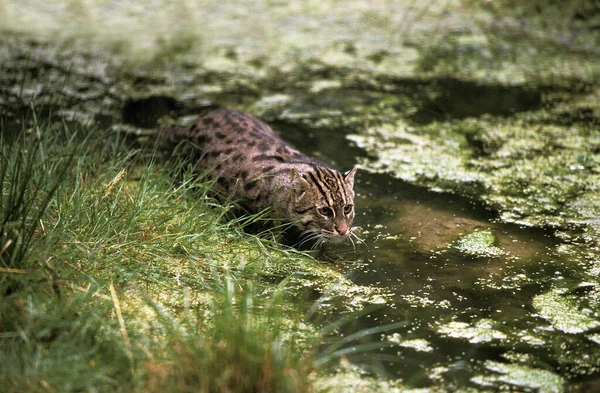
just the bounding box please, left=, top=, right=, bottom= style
left=144, top=279, right=315, bottom=393
left=0, top=105, right=407, bottom=392
left=0, top=108, right=323, bottom=392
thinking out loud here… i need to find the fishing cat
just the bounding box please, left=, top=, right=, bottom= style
left=160, top=109, right=357, bottom=246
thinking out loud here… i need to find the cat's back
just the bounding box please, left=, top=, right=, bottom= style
left=159, top=109, right=276, bottom=146
left=191, top=109, right=280, bottom=143
left=162, top=109, right=310, bottom=166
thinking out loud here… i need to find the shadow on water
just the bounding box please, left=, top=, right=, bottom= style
left=407, top=78, right=542, bottom=124
left=122, top=95, right=181, bottom=128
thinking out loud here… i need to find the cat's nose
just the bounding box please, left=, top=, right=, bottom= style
left=335, top=224, right=348, bottom=236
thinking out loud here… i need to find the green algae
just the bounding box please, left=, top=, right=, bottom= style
left=533, top=286, right=600, bottom=334
left=451, top=229, right=504, bottom=258
left=348, top=121, right=476, bottom=190
left=471, top=361, right=564, bottom=393
left=350, top=97, right=600, bottom=239
left=3, top=0, right=598, bottom=85
left=437, top=319, right=507, bottom=344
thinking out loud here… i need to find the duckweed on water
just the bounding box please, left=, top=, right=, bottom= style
left=451, top=229, right=504, bottom=259
left=472, top=361, right=564, bottom=393
left=349, top=107, right=600, bottom=237
left=437, top=319, right=507, bottom=344
left=388, top=335, right=434, bottom=353
left=533, top=286, right=600, bottom=334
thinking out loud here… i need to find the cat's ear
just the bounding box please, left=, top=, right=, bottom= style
left=290, top=168, right=309, bottom=195
left=344, top=167, right=357, bottom=188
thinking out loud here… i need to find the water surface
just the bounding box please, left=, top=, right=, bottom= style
left=276, top=114, right=596, bottom=391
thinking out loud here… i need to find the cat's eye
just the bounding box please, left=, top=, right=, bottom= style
left=318, top=207, right=334, bottom=217
left=343, top=204, right=353, bottom=214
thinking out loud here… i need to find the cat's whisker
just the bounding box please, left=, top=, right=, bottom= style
left=298, top=229, right=322, bottom=248
left=350, top=231, right=362, bottom=243
left=298, top=236, right=317, bottom=248
left=298, top=228, right=316, bottom=238
left=303, top=229, right=321, bottom=237
left=348, top=234, right=357, bottom=251
left=350, top=231, right=369, bottom=250
left=313, top=236, right=327, bottom=250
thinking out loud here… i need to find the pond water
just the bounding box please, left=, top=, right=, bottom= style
left=274, top=120, right=598, bottom=391
left=2, top=33, right=597, bottom=390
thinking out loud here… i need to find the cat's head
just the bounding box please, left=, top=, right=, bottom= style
left=289, top=166, right=357, bottom=246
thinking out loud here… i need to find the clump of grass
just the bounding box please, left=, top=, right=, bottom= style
left=0, top=111, right=142, bottom=392
left=144, top=276, right=315, bottom=393
left=0, top=288, right=140, bottom=392
left=0, top=109, right=75, bottom=280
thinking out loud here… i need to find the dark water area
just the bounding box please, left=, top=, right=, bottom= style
left=406, top=78, right=543, bottom=124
